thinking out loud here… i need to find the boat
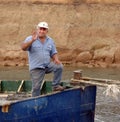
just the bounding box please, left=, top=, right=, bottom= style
left=0, top=76, right=97, bottom=122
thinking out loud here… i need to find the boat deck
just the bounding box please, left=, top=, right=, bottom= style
left=0, top=80, right=73, bottom=106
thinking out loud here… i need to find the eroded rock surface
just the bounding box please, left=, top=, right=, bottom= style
left=0, top=0, right=120, bottom=67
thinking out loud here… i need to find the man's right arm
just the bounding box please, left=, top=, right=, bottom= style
left=21, top=31, right=38, bottom=51
left=21, top=39, right=34, bottom=51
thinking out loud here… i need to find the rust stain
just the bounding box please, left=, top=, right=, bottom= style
left=2, top=105, right=10, bottom=113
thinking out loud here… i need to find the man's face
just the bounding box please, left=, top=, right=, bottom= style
left=37, top=27, right=48, bottom=38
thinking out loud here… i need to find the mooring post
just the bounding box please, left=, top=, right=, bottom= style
left=73, top=70, right=82, bottom=80
left=71, top=70, right=85, bottom=88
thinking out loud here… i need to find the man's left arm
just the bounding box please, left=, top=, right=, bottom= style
left=52, top=54, right=61, bottom=64
left=50, top=40, right=62, bottom=64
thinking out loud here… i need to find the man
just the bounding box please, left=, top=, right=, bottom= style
left=21, top=22, right=64, bottom=97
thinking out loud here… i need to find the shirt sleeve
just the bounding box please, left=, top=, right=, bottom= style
left=50, top=41, right=58, bottom=57
left=23, top=36, right=32, bottom=51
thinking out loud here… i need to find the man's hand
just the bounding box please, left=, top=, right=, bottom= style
left=54, top=59, right=61, bottom=64
left=21, top=31, right=38, bottom=51
left=32, top=31, right=38, bottom=42
left=52, top=54, right=62, bottom=64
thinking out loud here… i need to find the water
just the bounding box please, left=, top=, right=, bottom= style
left=0, top=66, right=120, bottom=122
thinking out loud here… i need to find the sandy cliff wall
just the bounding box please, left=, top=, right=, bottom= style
left=1, top=0, right=120, bottom=4
left=0, top=1, right=120, bottom=67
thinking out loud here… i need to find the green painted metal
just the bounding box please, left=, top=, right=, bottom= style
left=0, top=81, right=71, bottom=94
left=22, top=81, right=32, bottom=92
left=41, top=81, right=52, bottom=94
left=1, top=81, right=21, bottom=92
left=0, top=80, right=1, bottom=92
left=0, top=80, right=32, bottom=93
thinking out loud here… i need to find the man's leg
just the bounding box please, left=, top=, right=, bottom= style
left=46, top=62, right=63, bottom=88
left=30, top=68, right=45, bottom=97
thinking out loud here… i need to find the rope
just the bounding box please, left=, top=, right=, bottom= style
left=71, top=78, right=120, bottom=100
left=103, top=85, right=120, bottom=100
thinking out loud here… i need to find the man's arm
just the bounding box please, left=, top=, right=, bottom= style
left=21, top=39, right=34, bottom=51
left=52, top=54, right=61, bottom=64
left=21, top=31, right=38, bottom=51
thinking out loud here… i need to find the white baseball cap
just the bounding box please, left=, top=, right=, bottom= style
left=37, top=22, right=49, bottom=29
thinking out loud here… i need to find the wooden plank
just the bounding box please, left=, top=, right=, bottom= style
left=2, top=104, right=10, bottom=113
left=71, top=78, right=120, bottom=89
left=81, top=77, right=120, bottom=85
left=0, top=93, right=14, bottom=98
left=40, top=80, right=45, bottom=90
left=0, top=94, right=8, bottom=98
left=71, top=78, right=120, bottom=99
left=17, top=80, right=24, bottom=93
left=71, top=78, right=108, bottom=87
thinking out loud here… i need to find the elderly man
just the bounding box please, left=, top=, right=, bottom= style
left=21, top=22, right=64, bottom=97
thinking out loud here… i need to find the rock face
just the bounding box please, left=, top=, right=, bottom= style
left=0, top=0, right=120, bottom=67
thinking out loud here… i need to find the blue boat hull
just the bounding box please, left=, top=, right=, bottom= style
left=0, top=86, right=96, bottom=122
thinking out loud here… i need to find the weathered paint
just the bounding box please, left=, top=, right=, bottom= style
left=0, top=86, right=96, bottom=122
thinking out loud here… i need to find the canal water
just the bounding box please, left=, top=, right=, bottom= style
left=0, top=66, right=120, bottom=122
